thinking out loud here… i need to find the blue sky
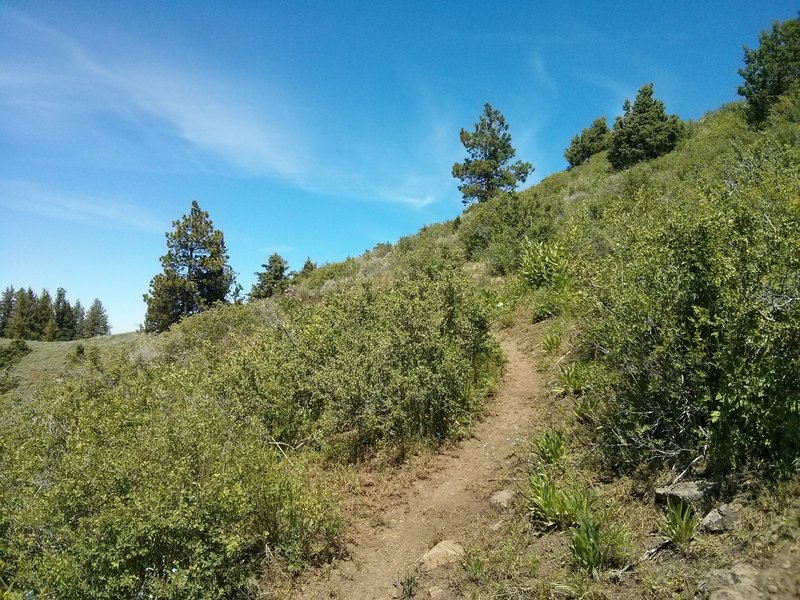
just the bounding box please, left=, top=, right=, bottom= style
left=1, top=1, right=796, bottom=333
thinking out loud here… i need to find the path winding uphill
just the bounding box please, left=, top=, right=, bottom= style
left=297, top=327, right=552, bottom=599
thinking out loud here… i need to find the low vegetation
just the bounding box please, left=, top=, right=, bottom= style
left=0, top=255, right=500, bottom=597
left=2, top=15, right=799, bottom=598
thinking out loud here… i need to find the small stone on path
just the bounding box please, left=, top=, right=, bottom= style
left=490, top=489, right=516, bottom=510
left=428, top=585, right=452, bottom=599
left=420, top=540, right=464, bottom=571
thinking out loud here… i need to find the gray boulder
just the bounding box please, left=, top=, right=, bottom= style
left=702, top=503, right=742, bottom=533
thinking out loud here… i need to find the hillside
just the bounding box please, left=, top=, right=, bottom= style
left=3, top=32, right=800, bottom=598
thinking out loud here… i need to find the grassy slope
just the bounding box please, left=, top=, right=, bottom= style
left=1, top=333, right=152, bottom=396
left=3, top=99, right=797, bottom=598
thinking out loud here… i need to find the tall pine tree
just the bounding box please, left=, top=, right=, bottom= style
left=738, top=17, right=800, bottom=127
left=452, top=103, right=533, bottom=205
left=143, top=201, right=234, bottom=332
left=73, top=300, right=86, bottom=339
left=84, top=299, right=111, bottom=337
left=53, top=288, right=76, bottom=341
left=6, top=288, right=38, bottom=340
left=0, top=286, right=15, bottom=338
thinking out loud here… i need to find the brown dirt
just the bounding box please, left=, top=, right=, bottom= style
left=296, top=323, right=558, bottom=599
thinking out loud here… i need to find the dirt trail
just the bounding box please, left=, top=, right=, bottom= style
left=298, top=326, right=553, bottom=599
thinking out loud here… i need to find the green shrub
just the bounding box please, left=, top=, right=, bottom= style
left=519, top=239, right=565, bottom=289
left=0, top=353, right=342, bottom=598
left=458, top=190, right=562, bottom=274
left=0, top=341, right=31, bottom=370
left=577, top=141, right=800, bottom=472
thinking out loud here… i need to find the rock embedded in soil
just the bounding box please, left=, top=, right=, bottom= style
left=655, top=480, right=718, bottom=509
left=702, top=503, right=742, bottom=533
left=419, top=540, right=464, bottom=571
left=490, top=489, right=516, bottom=510
left=700, top=562, right=763, bottom=599
left=428, top=585, right=453, bottom=599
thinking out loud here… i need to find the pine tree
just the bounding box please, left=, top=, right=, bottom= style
left=250, top=253, right=289, bottom=300
left=73, top=299, right=86, bottom=339
left=84, top=299, right=111, bottom=337
left=34, top=289, right=54, bottom=340
left=608, top=83, right=683, bottom=171
left=452, top=103, right=533, bottom=205
left=53, top=287, right=76, bottom=341
left=6, top=288, right=38, bottom=340
left=143, top=201, right=234, bottom=332
left=299, top=257, right=316, bottom=278
left=738, top=17, right=800, bottom=127
left=0, top=286, right=15, bottom=338
left=564, top=116, right=611, bottom=168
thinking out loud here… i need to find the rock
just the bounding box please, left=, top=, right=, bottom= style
left=490, top=489, right=516, bottom=510
left=700, top=562, right=763, bottom=600
left=655, top=480, right=717, bottom=509
left=428, top=585, right=452, bottom=599
left=702, top=503, right=743, bottom=533
left=420, top=540, right=464, bottom=571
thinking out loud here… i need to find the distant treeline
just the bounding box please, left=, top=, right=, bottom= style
left=0, top=286, right=110, bottom=341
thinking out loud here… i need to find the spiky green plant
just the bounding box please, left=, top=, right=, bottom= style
left=532, top=427, right=566, bottom=464
left=661, top=500, right=698, bottom=545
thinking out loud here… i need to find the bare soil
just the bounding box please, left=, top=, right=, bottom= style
left=296, top=323, right=560, bottom=599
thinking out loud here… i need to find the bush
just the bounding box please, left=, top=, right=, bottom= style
left=0, top=353, right=342, bottom=598
left=458, top=190, right=561, bottom=274
left=577, top=141, right=800, bottom=472
left=0, top=341, right=31, bottom=370
left=0, top=258, right=500, bottom=596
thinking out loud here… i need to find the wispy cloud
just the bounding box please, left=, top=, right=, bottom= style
left=0, top=9, right=309, bottom=178
left=0, top=180, right=163, bottom=233
left=574, top=70, right=637, bottom=119
left=0, top=8, right=458, bottom=210
left=528, top=50, right=558, bottom=96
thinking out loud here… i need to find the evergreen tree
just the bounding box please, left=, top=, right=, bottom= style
left=738, top=17, right=800, bottom=127
left=298, top=257, right=316, bottom=278
left=84, top=298, right=111, bottom=337
left=608, top=83, right=683, bottom=171
left=6, top=288, right=38, bottom=340
left=452, top=103, right=533, bottom=205
left=143, top=201, right=234, bottom=332
left=53, top=287, right=76, bottom=341
left=0, top=286, right=15, bottom=338
left=564, top=116, right=611, bottom=168
left=73, top=299, right=86, bottom=339
left=34, top=289, right=54, bottom=340
left=250, top=253, right=289, bottom=300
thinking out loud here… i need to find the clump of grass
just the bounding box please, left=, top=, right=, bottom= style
left=554, top=362, right=589, bottom=396
left=393, top=568, right=418, bottom=599
left=572, top=394, right=602, bottom=424
left=568, top=513, right=629, bottom=574
left=532, top=427, right=566, bottom=464
left=462, top=547, right=486, bottom=583
left=541, top=331, right=562, bottom=355
left=525, top=473, right=594, bottom=529
left=661, top=500, right=698, bottom=545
